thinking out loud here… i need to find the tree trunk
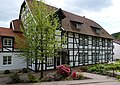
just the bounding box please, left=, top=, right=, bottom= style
left=40, top=60, right=44, bottom=79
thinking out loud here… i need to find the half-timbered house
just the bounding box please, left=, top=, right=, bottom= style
left=0, top=19, right=26, bottom=71
left=19, top=0, right=113, bottom=71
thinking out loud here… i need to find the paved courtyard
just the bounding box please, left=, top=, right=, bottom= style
left=0, top=72, right=120, bottom=85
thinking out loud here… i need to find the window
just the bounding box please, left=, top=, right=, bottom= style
left=84, top=36, right=88, bottom=45
left=107, top=40, right=111, bottom=47
left=3, top=56, right=12, bottom=65
left=91, top=26, right=100, bottom=34
left=79, top=35, right=83, bottom=45
left=95, top=29, right=100, bottom=34
left=92, top=38, right=96, bottom=46
left=3, top=38, right=12, bottom=46
left=79, top=53, right=83, bottom=64
left=76, top=23, right=82, bottom=29
left=96, top=53, right=99, bottom=63
left=92, top=53, right=96, bottom=62
left=84, top=53, right=88, bottom=63
left=102, top=39, right=105, bottom=47
left=47, top=58, right=54, bottom=66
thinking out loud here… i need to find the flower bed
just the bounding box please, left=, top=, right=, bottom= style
left=40, top=64, right=88, bottom=82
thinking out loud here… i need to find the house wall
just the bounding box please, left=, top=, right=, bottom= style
left=19, top=1, right=113, bottom=71
left=0, top=52, right=26, bottom=71
left=113, top=42, right=120, bottom=60
left=64, top=32, right=113, bottom=67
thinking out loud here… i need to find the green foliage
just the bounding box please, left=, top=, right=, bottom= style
left=116, top=75, right=120, bottom=82
left=9, top=72, right=21, bottom=83
left=87, top=64, right=107, bottom=74
left=87, top=61, right=120, bottom=77
left=4, top=70, right=10, bottom=74
left=79, top=66, right=89, bottom=72
left=111, top=32, right=120, bottom=40
left=28, top=72, right=38, bottom=83
left=17, top=0, right=66, bottom=73
left=65, top=76, right=73, bottom=80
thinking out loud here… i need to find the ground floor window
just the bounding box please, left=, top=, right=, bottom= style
left=47, top=58, right=54, bottom=66
left=3, top=56, right=12, bottom=65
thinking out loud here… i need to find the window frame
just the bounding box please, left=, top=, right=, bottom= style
left=3, top=56, right=12, bottom=66
left=3, top=38, right=13, bottom=47
left=76, top=23, right=82, bottom=29
left=47, top=57, right=54, bottom=66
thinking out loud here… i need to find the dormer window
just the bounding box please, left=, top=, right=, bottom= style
left=76, top=23, right=82, bottom=29
left=91, top=26, right=100, bottom=34
left=70, top=20, right=83, bottom=29
left=95, top=28, right=100, bottom=34
left=3, top=38, right=13, bottom=47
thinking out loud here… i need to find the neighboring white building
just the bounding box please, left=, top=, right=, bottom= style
left=0, top=19, right=26, bottom=71
left=113, top=40, right=120, bottom=60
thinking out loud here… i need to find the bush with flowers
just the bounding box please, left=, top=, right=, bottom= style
left=40, top=64, right=86, bottom=82
left=56, top=65, right=71, bottom=77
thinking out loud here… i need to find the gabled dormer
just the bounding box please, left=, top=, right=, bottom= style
left=2, top=36, right=14, bottom=51
left=70, top=20, right=83, bottom=30
left=91, top=26, right=101, bottom=34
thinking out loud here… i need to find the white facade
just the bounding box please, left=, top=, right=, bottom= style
left=113, top=42, right=120, bottom=60
left=0, top=52, right=26, bottom=71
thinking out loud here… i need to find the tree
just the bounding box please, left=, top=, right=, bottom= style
left=16, top=0, right=65, bottom=78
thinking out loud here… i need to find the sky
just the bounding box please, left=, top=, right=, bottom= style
left=0, top=0, right=120, bottom=34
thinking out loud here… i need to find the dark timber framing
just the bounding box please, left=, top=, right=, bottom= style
left=19, top=0, right=113, bottom=71
left=65, top=31, right=113, bottom=67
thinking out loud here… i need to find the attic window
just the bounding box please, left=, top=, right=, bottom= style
left=91, top=26, right=100, bottom=34
left=76, top=23, right=82, bottom=29
left=95, top=29, right=100, bottom=34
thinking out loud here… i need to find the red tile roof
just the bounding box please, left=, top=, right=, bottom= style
left=0, top=19, right=23, bottom=48
left=0, top=27, right=14, bottom=37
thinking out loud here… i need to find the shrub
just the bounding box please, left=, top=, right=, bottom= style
left=116, top=75, right=120, bottom=82
left=40, top=72, right=64, bottom=82
left=53, top=72, right=64, bottom=81
left=57, top=65, right=71, bottom=77
left=79, top=66, right=88, bottom=72
left=74, top=73, right=84, bottom=80
left=65, top=76, right=72, bottom=80
left=4, top=70, right=10, bottom=74
left=71, top=70, right=77, bottom=78
left=87, top=64, right=107, bottom=74
left=22, top=68, right=28, bottom=73
left=9, top=72, right=21, bottom=83
left=28, top=72, right=38, bottom=83
left=87, top=66, right=97, bottom=73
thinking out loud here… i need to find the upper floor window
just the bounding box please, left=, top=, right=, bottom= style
left=91, top=26, right=100, bottom=34
left=76, top=23, right=82, bottom=29
left=95, top=29, right=100, bottom=34
left=3, top=38, right=13, bottom=47
left=70, top=20, right=83, bottom=29
left=102, top=38, right=105, bottom=47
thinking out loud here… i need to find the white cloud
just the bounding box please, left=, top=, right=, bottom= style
left=0, top=0, right=119, bottom=34
left=0, top=0, right=24, bottom=28
left=45, top=0, right=64, bottom=8
left=79, top=0, right=120, bottom=34
left=0, top=21, right=9, bottom=27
